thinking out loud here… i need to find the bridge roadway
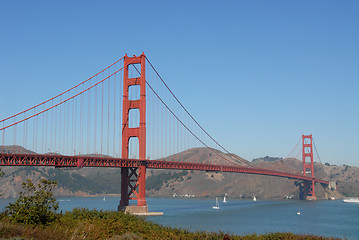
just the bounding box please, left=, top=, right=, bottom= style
left=0, top=153, right=329, bottom=185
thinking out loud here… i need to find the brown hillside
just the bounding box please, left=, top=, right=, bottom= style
left=157, top=147, right=250, bottom=166
left=0, top=145, right=36, bottom=154
left=147, top=149, right=330, bottom=200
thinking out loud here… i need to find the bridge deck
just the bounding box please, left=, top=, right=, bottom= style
left=0, top=153, right=329, bottom=185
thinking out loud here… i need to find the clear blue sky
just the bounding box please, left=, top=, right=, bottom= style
left=1, top=1, right=358, bottom=166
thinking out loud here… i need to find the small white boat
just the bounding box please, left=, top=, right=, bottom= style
left=343, top=198, right=359, bottom=203
left=253, top=196, right=257, bottom=201
left=103, top=197, right=106, bottom=201
left=212, top=197, right=220, bottom=209
left=297, top=211, right=301, bottom=215
left=223, top=194, right=227, bottom=203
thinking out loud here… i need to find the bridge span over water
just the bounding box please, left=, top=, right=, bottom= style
left=0, top=53, right=329, bottom=214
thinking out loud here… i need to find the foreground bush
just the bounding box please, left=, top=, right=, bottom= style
left=0, top=208, right=339, bottom=240
left=5, top=179, right=58, bottom=225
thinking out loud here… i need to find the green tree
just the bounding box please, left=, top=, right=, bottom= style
left=6, top=179, right=59, bottom=225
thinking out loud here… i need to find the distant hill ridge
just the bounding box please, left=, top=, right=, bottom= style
left=0, top=145, right=36, bottom=154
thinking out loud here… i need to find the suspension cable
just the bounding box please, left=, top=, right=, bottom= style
left=0, top=57, right=124, bottom=123
left=0, top=57, right=145, bottom=133
left=145, top=80, right=241, bottom=166
left=0, top=67, right=124, bottom=132
left=313, top=138, right=322, bottom=164
left=265, top=136, right=302, bottom=170
left=137, top=60, right=251, bottom=166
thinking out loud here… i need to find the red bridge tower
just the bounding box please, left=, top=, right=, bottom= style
left=302, top=134, right=316, bottom=200
left=118, top=53, right=148, bottom=214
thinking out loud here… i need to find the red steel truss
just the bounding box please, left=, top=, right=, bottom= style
left=0, top=153, right=329, bottom=185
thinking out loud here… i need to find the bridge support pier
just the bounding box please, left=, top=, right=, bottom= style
left=119, top=165, right=147, bottom=207
left=303, top=180, right=316, bottom=200
left=118, top=165, right=148, bottom=214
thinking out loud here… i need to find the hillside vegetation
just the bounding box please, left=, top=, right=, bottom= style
left=0, top=208, right=339, bottom=240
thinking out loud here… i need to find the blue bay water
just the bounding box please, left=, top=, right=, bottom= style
left=1, top=197, right=358, bottom=239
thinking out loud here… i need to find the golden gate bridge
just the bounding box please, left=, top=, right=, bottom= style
left=0, top=53, right=329, bottom=214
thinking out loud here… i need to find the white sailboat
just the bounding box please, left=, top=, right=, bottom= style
left=253, top=196, right=257, bottom=201
left=103, top=197, right=106, bottom=201
left=212, top=197, right=220, bottom=209
left=223, top=194, right=227, bottom=203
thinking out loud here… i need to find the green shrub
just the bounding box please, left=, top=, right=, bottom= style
left=5, top=179, right=59, bottom=225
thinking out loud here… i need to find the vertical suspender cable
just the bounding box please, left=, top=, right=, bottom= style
left=63, top=97, right=66, bottom=155
left=13, top=117, right=16, bottom=150
left=94, top=83, right=97, bottom=154
left=54, top=103, right=57, bottom=153
left=72, top=97, right=75, bottom=155
left=42, top=105, right=45, bottom=153
left=2, top=122, right=4, bottom=153
left=45, top=111, right=48, bottom=153
left=108, top=68, right=111, bottom=156
left=59, top=98, right=62, bottom=153
left=23, top=114, right=26, bottom=150
left=113, top=70, right=116, bottom=157
left=88, top=87, right=91, bottom=155
left=35, top=112, right=38, bottom=153
left=74, top=96, right=77, bottom=155
left=66, top=92, right=70, bottom=155
left=79, top=87, right=82, bottom=154
left=51, top=100, right=54, bottom=152
left=101, top=79, right=104, bottom=156
left=32, top=108, right=35, bottom=152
